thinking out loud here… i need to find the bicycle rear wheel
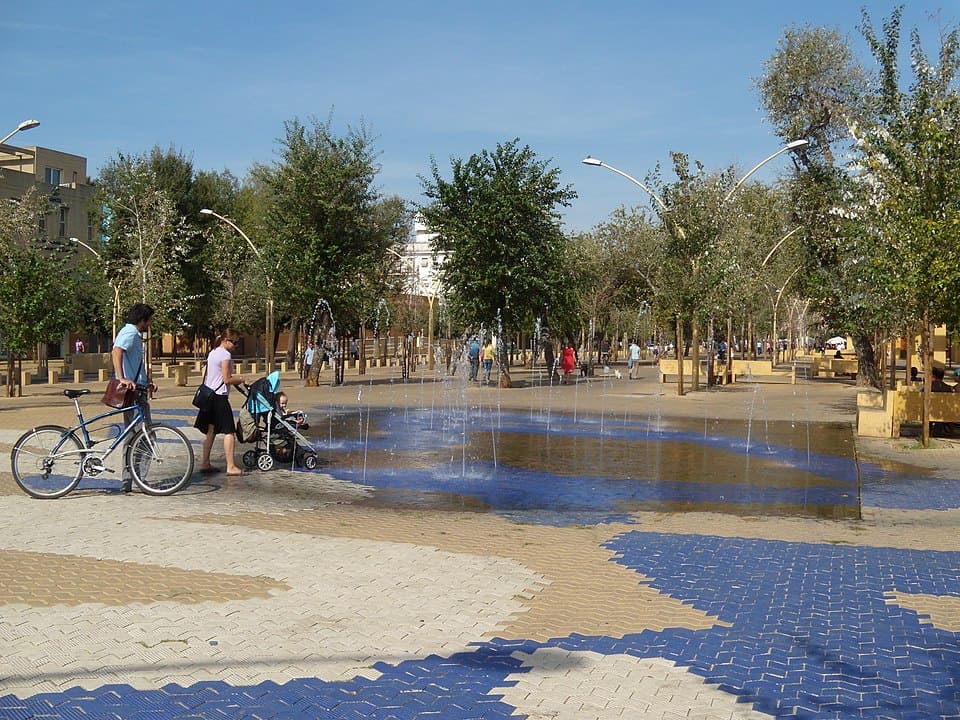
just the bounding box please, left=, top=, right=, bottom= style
left=11, top=425, right=83, bottom=499
left=127, top=424, right=194, bottom=496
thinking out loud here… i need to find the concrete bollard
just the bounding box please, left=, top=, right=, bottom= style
left=98, top=369, right=109, bottom=382
left=280, top=361, right=289, bottom=373
left=174, top=364, right=190, bottom=387
left=21, top=370, right=32, bottom=387
left=48, top=369, right=59, bottom=385
left=74, top=369, right=84, bottom=384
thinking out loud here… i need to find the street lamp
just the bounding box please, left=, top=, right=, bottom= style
left=583, top=140, right=809, bottom=391
left=581, top=156, right=671, bottom=215
left=71, top=237, right=120, bottom=340
left=199, top=209, right=275, bottom=371
left=723, top=139, right=808, bottom=204
left=0, top=118, right=40, bottom=146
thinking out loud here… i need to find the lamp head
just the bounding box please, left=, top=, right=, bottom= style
left=582, top=156, right=603, bottom=167
left=17, top=119, right=40, bottom=132
left=786, top=139, right=809, bottom=150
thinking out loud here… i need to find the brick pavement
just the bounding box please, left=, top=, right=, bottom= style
left=0, top=362, right=958, bottom=719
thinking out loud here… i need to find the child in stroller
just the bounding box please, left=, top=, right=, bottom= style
left=237, top=371, right=319, bottom=471
left=277, top=391, right=309, bottom=430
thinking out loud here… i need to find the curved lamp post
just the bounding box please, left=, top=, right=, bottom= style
left=70, top=237, right=120, bottom=340
left=581, top=156, right=671, bottom=214
left=583, top=139, right=809, bottom=391
left=0, top=118, right=40, bottom=145
left=723, top=139, right=808, bottom=204
left=200, top=209, right=275, bottom=371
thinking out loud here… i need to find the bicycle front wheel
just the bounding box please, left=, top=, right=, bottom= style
left=127, top=424, right=194, bottom=496
left=11, top=425, right=83, bottom=499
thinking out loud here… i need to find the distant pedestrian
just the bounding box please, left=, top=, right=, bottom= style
left=482, top=339, right=495, bottom=383
left=468, top=338, right=481, bottom=381
left=560, top=341, right=577, bottom=384
left=628, top=340, right=641, bottom=379
left=303, top=342, right=316, bottom=381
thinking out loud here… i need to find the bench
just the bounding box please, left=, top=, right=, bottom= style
left=656, top=358, right=707, bottom=383
left=857, top=386, right=960, bottom=437
left=721, top=359, right=794, bottom=384
left=813, top=356, right=858, bottom=378
left=659, top=358, right=795, bottom=384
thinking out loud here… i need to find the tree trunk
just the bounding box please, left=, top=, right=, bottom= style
left=498, top=335, right=513, bottom=388
left=920, top=319, right=932, bottom=448
left=543, top=339, right=556, bottom=383
left=852, top=332, right=881, bottom=389
left=888, top=337, right=898, bottom=390
left=706, top=317, right=715, bottom=387
left=903, top=325, right=914, bottom=387
left=358, top=325, right=367, bottom=376
left=285, top=316, right=300, bottom=365
left=691, top=319, right=700, bottom=392
left=725, top=316, right=734, bottom=384
left=676, top=317, right=685, bottom=396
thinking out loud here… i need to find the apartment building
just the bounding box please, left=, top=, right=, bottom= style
left=0, top=143, right=97, bottom=245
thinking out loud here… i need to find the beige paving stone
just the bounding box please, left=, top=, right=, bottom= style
left=175, top=505, right=728, bottom=641
left=885, top=591, right=960, bottom=631
left=493, top=649, right=774, bottom=720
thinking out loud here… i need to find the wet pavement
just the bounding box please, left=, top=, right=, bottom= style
left=1, top=364, right=959, bottom=719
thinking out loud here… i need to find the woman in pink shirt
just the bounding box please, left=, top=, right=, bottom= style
left=194, top=329, right=246, bottom=475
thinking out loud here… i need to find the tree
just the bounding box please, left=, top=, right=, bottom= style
left=569, top=208, right=662, bottom=369
left=0, top=186, right=80, bottom=396
left=856, top=8, right=960, bottom=445
left=757, top=24, right=869, bottom=166
left=756, top=22, right=889, bottom=388
left=418, top=138, right=576, bottom=386
left=650, top=153, right=733, bottom=393
left=254, top=115, right=402, bottom=382
left=96, top=152, right=192, bottom=337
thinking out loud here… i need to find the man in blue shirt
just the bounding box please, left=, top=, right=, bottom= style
left=303, top=342, right=316, bottom=381
left=112, top=303, right=156, bottom=492
left=468, top=338, right=481, bottom=382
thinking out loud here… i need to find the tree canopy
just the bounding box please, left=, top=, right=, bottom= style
left=418, top=138, right=577, bottom=345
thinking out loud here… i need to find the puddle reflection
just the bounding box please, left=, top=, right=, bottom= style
left=303, top=408, right=861, bottom=523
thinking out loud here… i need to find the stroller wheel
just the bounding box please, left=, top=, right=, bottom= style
left=303, top=453, right=318, bottom=470
left=242, top=450, right=257, bottom=470
left=257, top=453, right=274, bottom=472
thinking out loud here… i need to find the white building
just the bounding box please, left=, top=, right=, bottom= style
left=397, top=218, right=443, bottom=299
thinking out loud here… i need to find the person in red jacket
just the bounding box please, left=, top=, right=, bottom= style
left=560, top=341, right=577, bottom=385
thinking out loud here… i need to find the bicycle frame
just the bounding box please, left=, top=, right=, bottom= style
left=59, top=391, right=147, bottom=465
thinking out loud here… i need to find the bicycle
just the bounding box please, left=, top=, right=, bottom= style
left=10, top=386, right=195, bottom=499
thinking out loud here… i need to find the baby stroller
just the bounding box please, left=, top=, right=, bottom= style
left=237, top=371, right=319, bottom=471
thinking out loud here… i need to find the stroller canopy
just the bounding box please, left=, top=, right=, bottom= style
left=247, top=371, right=281, bottom=415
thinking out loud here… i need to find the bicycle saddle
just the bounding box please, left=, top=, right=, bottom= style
left=63, top=389, right=91, bottom=399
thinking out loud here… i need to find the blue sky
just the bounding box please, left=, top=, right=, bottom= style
left=3, top=1, right=956, bottom=233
